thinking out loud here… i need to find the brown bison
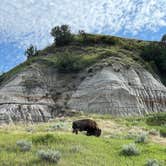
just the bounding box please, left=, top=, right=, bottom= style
left=72, top=119, right=101, bottom=137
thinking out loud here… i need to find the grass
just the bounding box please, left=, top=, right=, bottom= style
left=0, top=114, right=165, bottom=166
left=146, top=113, right=166, bottom=126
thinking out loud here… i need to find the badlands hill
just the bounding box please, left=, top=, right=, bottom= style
left=0, top=34, right=166, bottom=123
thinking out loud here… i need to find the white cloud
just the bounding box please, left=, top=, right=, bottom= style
left=0, top=0, right=166, bottom=48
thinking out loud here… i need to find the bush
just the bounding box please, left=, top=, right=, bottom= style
left=145, top=159, right=160, bottom=166
left=102, top=36, right=118, bottom=45
left=140, top=43, right=166, bottom=74
left=16, top=140, right=32, bottom=152
left=56, top=51, right=104, bottom=73
left=37, top=149, right=61, bottom=163
left=160, top=128, right=166, bottom=137
left=146, top=113, right=166, bottom=126
left=78, top=33, right=99, bottom=44
left=25, top=45, right=38, bottom=58
left=78, top=30, right=88, bottom=44
left=51, top=25, right=73, bottom=46
left=121, top=143, right=140, bottom=156
left=122, top=43, right=135, bottom=51
left=56, top=52, right=83, bottom=72
left=135, top=133, right=148, bottom=143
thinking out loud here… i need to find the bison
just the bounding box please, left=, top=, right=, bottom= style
left=72, top=119, right=101, bottom=137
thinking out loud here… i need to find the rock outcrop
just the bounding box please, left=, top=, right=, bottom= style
left=68, top=63, right=166, bottom=116
left=0, top=60, right=166, bottom=124
left=0, top=62, right=82, bottom=124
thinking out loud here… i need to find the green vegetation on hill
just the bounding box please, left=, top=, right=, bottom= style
left=146, top=112, right=166, bottom=126
left=0, top=25, right=166, bottom=85
left=140, top=42, right=166, bottom=85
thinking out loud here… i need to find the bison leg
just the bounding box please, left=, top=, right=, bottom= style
left=86, top=132, right=91, bottom=136
left=86, top=130, right=93, bottom=136
left=73, top=129, right=78, bottom=134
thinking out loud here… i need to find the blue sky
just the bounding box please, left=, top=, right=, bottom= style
left=0, top=0, right=166, bottom=72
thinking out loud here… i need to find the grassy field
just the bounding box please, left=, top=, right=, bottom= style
left=0, top=114, right=165, bottom=166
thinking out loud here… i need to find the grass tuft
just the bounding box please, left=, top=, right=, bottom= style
left=145, top=159, right=161, bottom=166
left=121, top=143, right=140, bottom=156
left=37, top=149, right=61, bottom=163
left=16, top=140, right=32, bottom=152
left=135, top=133, right=148, bottom=144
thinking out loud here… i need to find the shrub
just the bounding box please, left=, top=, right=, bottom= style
left=37, top=149, right=61, bottom=163
left=145, top=159, right=160, bottom=166
left=121, top=143, right=140, bottom=156
left=56, top=52, right=83, bottom=72
left=101, top=36, right=118, bottom=45
left=160, top=128, right=166, bottom=137
left=51, top=25, right=73, bottom=46
left=122, top=43, right=135, bottom=51
left=146, top=113, right=166, bottom=126
left=78, top=33, right=100, bottom=44
left=32, top=134, right=55, bottom=144
left=135, top=133, right=148, bottom=143
left=78, top=30, right=88, bottom=44
left=25, top=45, right=38, bottom=58
left=140, top=43, right=166, bottom=74
left=55, top=49, right=103, bottom=73
left=16, top=140, right=32, bottom=152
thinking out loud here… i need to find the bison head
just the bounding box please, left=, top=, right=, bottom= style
left=95, top=128, right=101, bottom=137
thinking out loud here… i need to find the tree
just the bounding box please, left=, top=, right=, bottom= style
left=161, top=34, right=166, bottom=43
left=79, top=30, right=87, bottom=42
left=51, top=25, right=73, bottom=46
left=25, top=45, right=38, bottom=58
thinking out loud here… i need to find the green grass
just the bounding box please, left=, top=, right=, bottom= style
left=0, top=114, right=165, bottom=166
left=0, top=131, right=165, bottom=166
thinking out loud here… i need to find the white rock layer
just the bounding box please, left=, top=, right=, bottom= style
left=68, top=65, right=166, bottom=116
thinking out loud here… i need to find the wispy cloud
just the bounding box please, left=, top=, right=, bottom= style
left=0, top=0, right=166, bottom=48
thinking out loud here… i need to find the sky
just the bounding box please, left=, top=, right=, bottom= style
left=0, top=0, right=166, bottom=72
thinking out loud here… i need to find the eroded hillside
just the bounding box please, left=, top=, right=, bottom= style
left=0, top=35, right=166, bottom=123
